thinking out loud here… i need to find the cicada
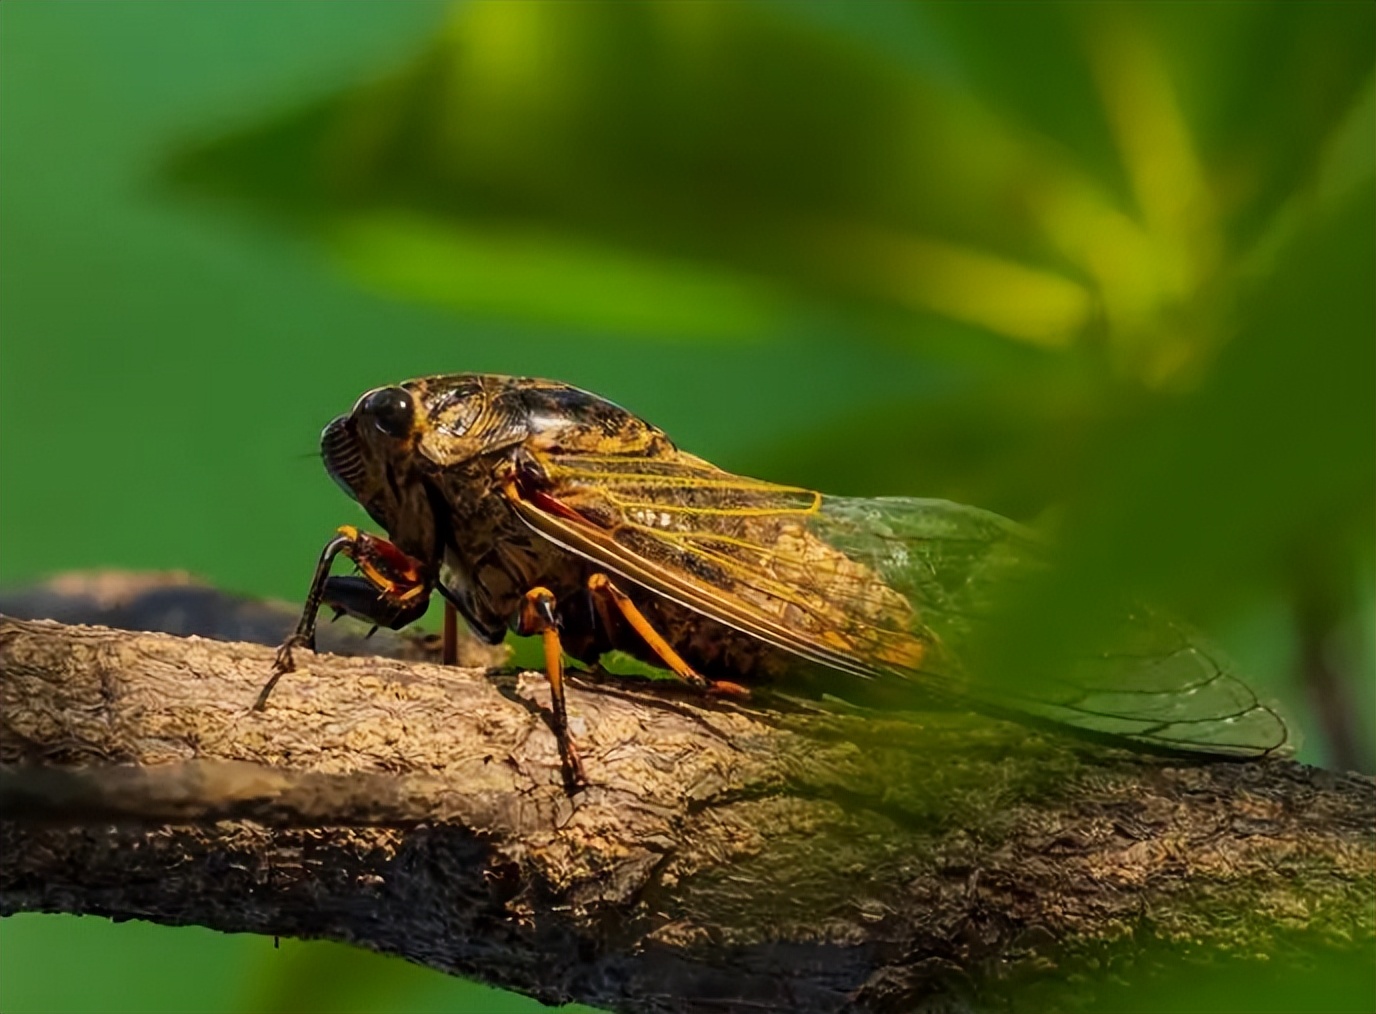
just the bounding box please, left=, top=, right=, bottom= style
left=255, top=374, right=1289, bottom=784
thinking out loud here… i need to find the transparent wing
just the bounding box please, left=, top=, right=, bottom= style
left=814, top=497, right=1291, bottom=757
left=511, top=455, right=1291, bottom=758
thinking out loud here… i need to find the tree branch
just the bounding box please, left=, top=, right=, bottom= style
left=1, top=575, right=1372, bottom=1013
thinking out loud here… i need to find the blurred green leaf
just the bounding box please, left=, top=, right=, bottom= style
left=159, top=3, right=1113, bottom=350
left=167, top=2, right=1373, bottom=379
left=328, top=210, right=789, bottom=340
left=978, top=183, right=1375, bottom=767
left=1069, top=184, right=1373, bottom=618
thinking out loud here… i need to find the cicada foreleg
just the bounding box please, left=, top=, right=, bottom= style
left=253, top=525, right=431, bottom=711
left=587, top=573, right=749, bottom=698
left=517, top=587, right=588, bottom=789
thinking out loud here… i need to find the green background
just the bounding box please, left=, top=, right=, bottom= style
left=1, top=2, right=1371, bottom=1011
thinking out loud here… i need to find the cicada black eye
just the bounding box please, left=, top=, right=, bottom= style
left=359, top=387, right=415, bottom=439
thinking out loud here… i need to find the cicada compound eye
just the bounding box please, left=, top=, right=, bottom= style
left=360, top=386, right=415, bottom=439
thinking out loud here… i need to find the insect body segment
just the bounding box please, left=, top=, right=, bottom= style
left=259, top=374, right=1291, bottom=789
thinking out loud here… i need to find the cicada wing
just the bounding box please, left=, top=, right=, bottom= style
left=995, top=609, right=1292, bottom=756
left=508, top=454, right=1290, bottom=758
left=811, top=496, right=1291, bottom=757
left=808, top=495, right=1047, bottom=644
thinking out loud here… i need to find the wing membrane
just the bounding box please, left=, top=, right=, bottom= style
left=509, top=451, right=1289, bottom=757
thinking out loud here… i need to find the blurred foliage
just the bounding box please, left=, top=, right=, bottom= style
left=2, top=1, right=1373, bottom=1011
left=1056, top=933, right=1376, bottom=1013
left=169, top=2, right=1371, bottom=373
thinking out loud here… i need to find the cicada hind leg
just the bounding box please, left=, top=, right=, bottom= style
left=253, top=526, right=432, bottom=711
left=587, top=573, right=750, bottom=699
left=514, top=575, right=753, bottom=793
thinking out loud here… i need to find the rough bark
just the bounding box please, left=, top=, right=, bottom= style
left=0, top=574, right=1372, bottom=1013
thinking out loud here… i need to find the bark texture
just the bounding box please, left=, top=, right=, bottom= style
left=0, top=575, right=1372, bottom=1013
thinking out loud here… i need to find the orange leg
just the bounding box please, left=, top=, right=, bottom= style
left=518, top=587, right=587, bottom=789
left=587, top=573, right=750, bottom=698
left=337, top=525, right=429, bottom=605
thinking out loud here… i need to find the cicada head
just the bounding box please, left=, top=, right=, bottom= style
left=318, top=385, right=420, bottom=516
left=319, top=375, right=522, bottom=516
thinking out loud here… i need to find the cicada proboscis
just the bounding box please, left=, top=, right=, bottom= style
left=254, top=374, right=1290, bottom=787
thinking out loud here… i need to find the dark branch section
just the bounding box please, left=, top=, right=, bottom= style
left=0, top=574, right=1372, bottom=1013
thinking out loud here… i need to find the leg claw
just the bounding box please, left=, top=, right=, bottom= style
left=254, top=633, right=314, bottom=711
left=560, top=737, right=588, bottom=793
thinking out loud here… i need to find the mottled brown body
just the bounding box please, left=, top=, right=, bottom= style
left=263, top=372, right=1289, bottom=781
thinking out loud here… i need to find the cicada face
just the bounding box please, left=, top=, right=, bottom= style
left=318, top=375, right=497, bottom=553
